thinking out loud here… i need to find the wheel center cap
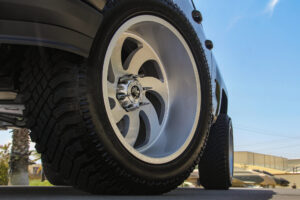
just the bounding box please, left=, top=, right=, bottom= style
left=131, top=86, right=141, bottom=99
left=117, top=75, right=144, bottom=112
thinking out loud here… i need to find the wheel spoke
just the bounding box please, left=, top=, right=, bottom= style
left=111, top=34, right=127, bottom=79
left=107, top=82, right=127, bottom=122
left=111, top=104, right=126, bottom=123
left=107, top=82, right=117, bottom=99
left=125, top=111, right=140, bottom=146
left=138, top=77, right=168, bottom=105
left=140, top=98, right=161, bottom=147
left=125, top=45, right=158, bottom=75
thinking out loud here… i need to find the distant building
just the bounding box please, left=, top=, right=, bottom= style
left=235, top=151, right=288, bottom=171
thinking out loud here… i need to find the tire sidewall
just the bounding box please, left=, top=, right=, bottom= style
left=87, top=0, right=212, bottom=180
left=199, top=114, right=233, bottom=189
left=228, top=118, right=234, bottom=184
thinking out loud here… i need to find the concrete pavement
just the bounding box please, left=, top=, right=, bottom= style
left=0, top=187, right=299, bottom=200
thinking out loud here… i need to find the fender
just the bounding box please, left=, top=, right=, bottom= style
left=176, top=0, right=229, bottom=120
left=0, top=0, right=105, bottom=57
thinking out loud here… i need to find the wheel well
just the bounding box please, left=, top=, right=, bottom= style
left=220, top=90, right=228, bottom=114
left=0, top=44, right=26, bottom=91
left=0, top=44, right=83, bottom=92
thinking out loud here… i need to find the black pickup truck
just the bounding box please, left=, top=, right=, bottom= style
left=0, top=0, right=233, bottom=194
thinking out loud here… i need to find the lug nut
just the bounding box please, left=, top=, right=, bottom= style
left=117, top=93, right=129, bottom=100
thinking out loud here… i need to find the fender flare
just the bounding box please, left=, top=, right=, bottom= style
left=0, top=0, right=106, bottom=57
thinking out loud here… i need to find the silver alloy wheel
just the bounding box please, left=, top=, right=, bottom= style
left=102, top=15, right=201, bottom=164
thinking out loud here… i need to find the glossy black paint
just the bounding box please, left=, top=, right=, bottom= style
left=0, top=0, right=105, bottom=57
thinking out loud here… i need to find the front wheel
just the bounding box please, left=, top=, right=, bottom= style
left=20, top=0, right=212, bottom=194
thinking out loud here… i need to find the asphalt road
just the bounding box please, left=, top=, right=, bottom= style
left=0, top=187, right=299, bottom=200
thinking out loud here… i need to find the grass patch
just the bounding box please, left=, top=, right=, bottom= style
left=29, top=179, right=53, bottom=186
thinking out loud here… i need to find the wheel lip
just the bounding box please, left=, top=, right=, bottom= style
left=228, top=121, right=234, bottom=181
left=102, top=15, right=201, bottom=164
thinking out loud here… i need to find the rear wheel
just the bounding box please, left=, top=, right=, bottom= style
left=199, top=114, right=234, bottom=190
left=20, top=0, right=212, bottom=194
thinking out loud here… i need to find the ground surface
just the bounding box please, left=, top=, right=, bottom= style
left=0, top=187, right=299, bottom=200
left=29, top=180, right=52, bottom=186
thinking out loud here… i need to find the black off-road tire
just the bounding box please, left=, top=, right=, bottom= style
left=19, top=0, right=212, bottom=194
left=199, top=114, right=234, bottom=190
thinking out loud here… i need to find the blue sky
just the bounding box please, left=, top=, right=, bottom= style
left=0, top=0, right=299, bottom=159
left=195, top=0, right=300, bottom=158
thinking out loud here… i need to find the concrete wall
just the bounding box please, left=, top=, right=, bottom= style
left=289, top=159, right=300, bottom=166
left=235, top=152, right=288, bottom=171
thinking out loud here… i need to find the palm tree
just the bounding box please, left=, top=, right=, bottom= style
left=9, top=128, right=30, bottom=185
left=0, top=143, right=11, bottom=185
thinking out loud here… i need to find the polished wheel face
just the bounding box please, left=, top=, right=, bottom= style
left=102, top=15, right=201, bottom=164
